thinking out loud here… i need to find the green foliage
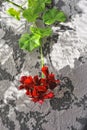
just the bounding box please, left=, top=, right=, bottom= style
left=19, top=33, right=41, bottom=52
left=19, top=27, right=52, bottom=51
left=23, top=8, right=39, bottom=22
left=23, top=0, right=46, bottom=22
left=30, top=27, right=52, bottom=38
left=6, top=0, right=67, bottom=53
left=43, top=8, right=67, bottom=25
left=7, top=8, right=20, bottom=20
left=28, top=0, right=51, bottom=7
left=44, top=0, right=51, bottom=4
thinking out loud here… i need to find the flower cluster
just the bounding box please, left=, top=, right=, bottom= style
left=18, top=66, right=60, bottom=104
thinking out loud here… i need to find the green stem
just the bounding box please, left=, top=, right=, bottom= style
left=6, top=0, right=24, bottom=10
left=32, top=22, right=44, bottom=77
left=40, top=44, right=44, bottom=78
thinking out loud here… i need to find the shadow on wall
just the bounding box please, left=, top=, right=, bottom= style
left=0, top=25, right=26, bottom=80
left=83, top=123, right=87, bottom=130
left=50, top=53, right=87, bottom=111
left=0, top=99, right=50, bottom=130
left=50, top=76, right=75, bottom=111
left=54, top=0, right=82, bottom=18
left=50, top=57, right=87, bottom=129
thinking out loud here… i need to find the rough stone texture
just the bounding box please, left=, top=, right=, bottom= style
left=0, top=0, right=87, bottom=130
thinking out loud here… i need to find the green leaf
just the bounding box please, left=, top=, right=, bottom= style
left=23, top=8, right=39, bottom=22
left=43, top=8, right=67, bottom=25
left=19, top=33, right=41, bottom=52
left=28, top=0, right=45, bottom=13
left=44, top=0, right=51, bottom=4
left=7, top=8, right=20, bottom=20
left=30, top=27, right=52, bottom=38
left=23, top=0, right=46, bottom=22
left=28, top=0, right=51, bottom=7
left=28, top=0, right=33, bottom=7
left=33, top=1, right=45, bottom=14
left=26, top=0, right=52, bottom=22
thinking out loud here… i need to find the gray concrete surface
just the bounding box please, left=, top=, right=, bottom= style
left=0, top=0, right=87, bottom=130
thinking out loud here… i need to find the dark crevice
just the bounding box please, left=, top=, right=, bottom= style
left=1, top=27, right=26, bottom=75
left=0, top=100, right=15, bottom=130
left=50, top=76, right=74, bottom=111
left=0, top=66, right=14, bottom=81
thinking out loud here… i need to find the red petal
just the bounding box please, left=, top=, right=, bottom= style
left=24, top=76, right=33, bottom=85
left=26, top=90, right=32, bottom=96
left=44, top=92, right=54, bottom=99
left=48, top=73, right=55, bottom=81
left=33, top=75, right=40, bottom=85
left=41, top=66, right=49, bottom=77
left=20, top=76, right=27, bottom=83
left=24, top=85, right=29, bottom=90
left=26, top=90, right=29, bottom=95
left=18, top=85, right=25, bottom=90
left=49, top=81, right=57, bottom=89
left=32, top=98, right=39, bottom=102
left=32, top=88, right=38, bottom=97
left=36, top=86, right=47, bottom=92
left=40, top=78, right=47, bottom=86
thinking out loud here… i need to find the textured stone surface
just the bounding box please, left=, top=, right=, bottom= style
left=0, top=0, right=87, bottom=130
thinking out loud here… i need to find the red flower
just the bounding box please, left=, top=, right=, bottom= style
left=20, top=76, right=27, bottom=84
left=26, top=90, right=32, bottom=97
left=48, top=73, right=60, bottom=89
left=44, top=92, right=54, bottom=99
left=41, top=66, right=49, bottom=77
left=33, top=75, right=40, bottom=85
left=32, top=92, right=54, bottom=104
left=19, top=76, right=34, bottom=90
left=18, top=66, right=60, bottom=104
left=18, top=85, right=25, bottom=90
left=42, top=66, right=60, bottom=89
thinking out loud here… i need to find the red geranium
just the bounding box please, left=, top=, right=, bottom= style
left=41, top=66, right=60, bottom=89
left=18, top=66, right=60, bottom=104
